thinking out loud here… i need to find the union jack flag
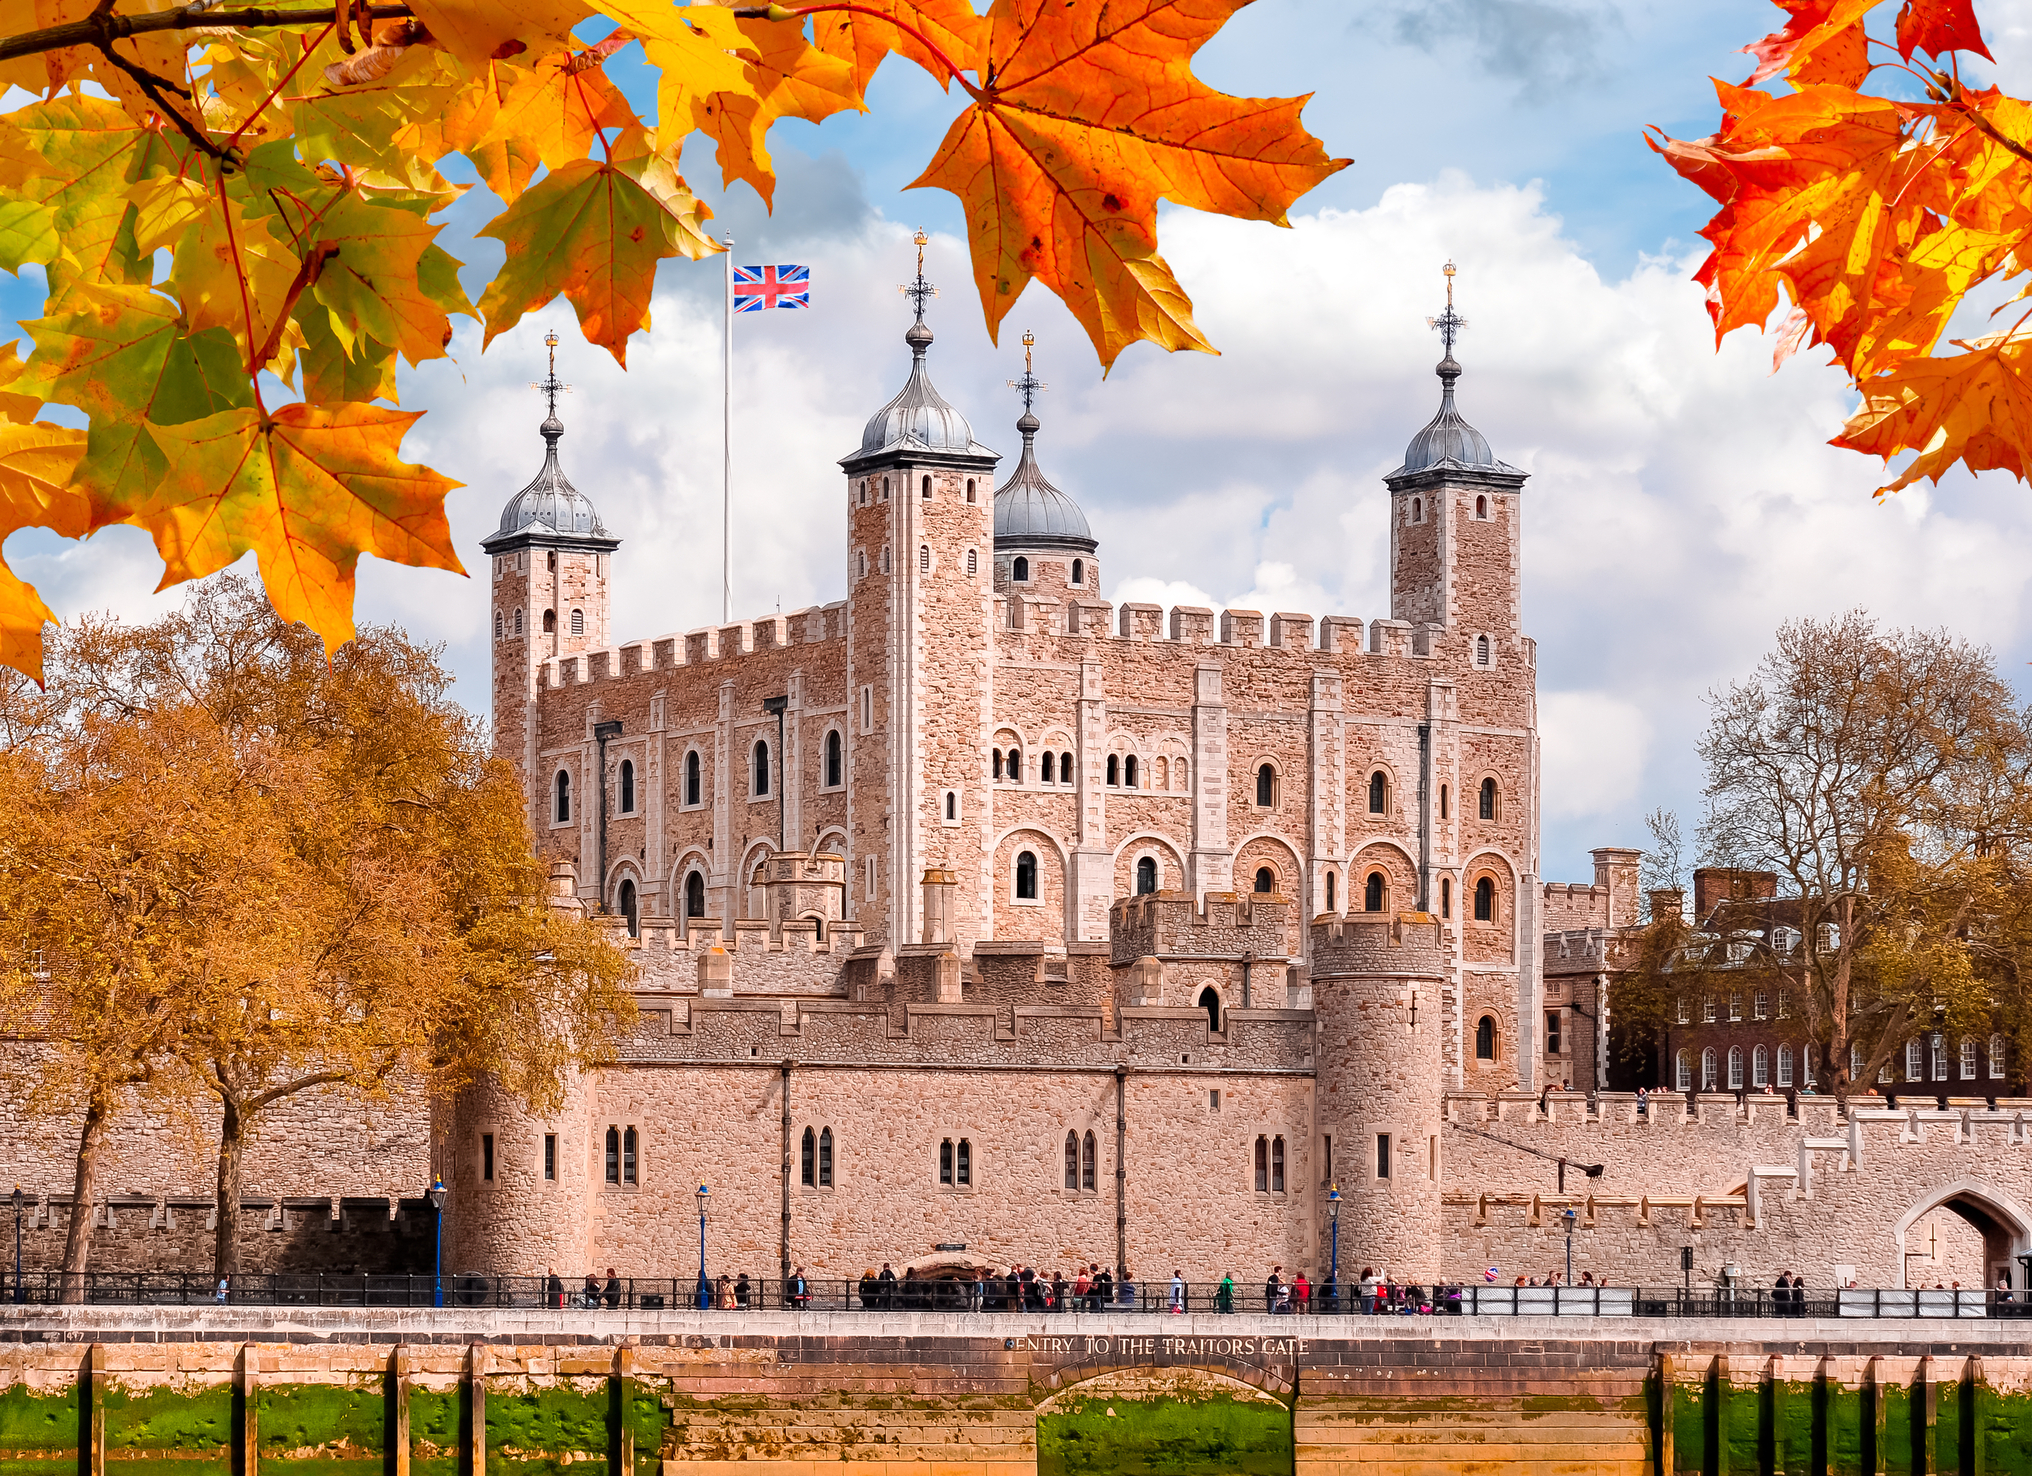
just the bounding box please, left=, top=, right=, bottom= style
left=733, top=264, right=811, bottom=312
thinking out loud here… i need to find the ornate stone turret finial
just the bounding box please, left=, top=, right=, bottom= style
left=899, top=228, right=938, bottom=345
left=1424, top=259, right=1468, bottom=378
left=1007, top=328, right=1047, bottom=420
left=530, top=328, right=572, bottom=426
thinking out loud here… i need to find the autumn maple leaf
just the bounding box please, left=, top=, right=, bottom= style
left=911, top=0, right=1348, bottom=369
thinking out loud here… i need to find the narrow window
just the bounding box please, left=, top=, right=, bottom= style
left=1106, top=754, right=1119, bottom=786
left=966, top=478, right=975, bottom=502
left=1778, top=990, right=1790, bottom=1018
left=944, top=792, right=956, bottom=821
left=1992, top=1033, right=2008, bottom=1079
left=1479, top=778, right=1497, bottom=820
left=1907, top=1039, right=1923, bottom=1081
left=604, top=1127, right=619, bottom=1184
left=547, top=551, right=557, bottom=571
left=1474, top=876, right=1494, bottom=921
left=1081, top=1131, right=1096, bottom=1191
left=1440, top=784, right=1449, bottom=819
left=1753, top=990, right=1768, bottom=1020
left=1778, top=1046, right=1794, bottom=1088
left=921, top=474, right=932, bottom=499
left=1324, top=1135, right=1332, bottom=1181
left=939, top=1139, right=953, bottom=1184
left=1042, top=751, right=1056, bottom=783
left=1253, top=1135, right=1267, bottom=1192
left=1753, top=1044, right=1769, bottom=1088
left=1254, top=866, right=1274, bottom=893
left=1064, top=1132, right=1079, bottom=1190
left=1325, top=872, right=1336, bottom=911
left=818, top=1128, right=832, bottom=1186
left=1015, top=851, right=1038, bottom=900
left=1544, top=1010, right=1561, bottom=1056
left=1676, top=996, right=1689, bottom=1024
left=1007, top=748, right=1022, bottom=782
left=1256, top=763, right=1275, bottom=807
left=826, top=730, right=842, bottom=788
left=861, top=687, right=873, bottom=731
left=1368, top=771, right=1386, bottom=813
left=1072, top=558, right=1084, bottom=585
left=1136, top=857, right=1157, bottom=895
left=543, top=1134, right=556, bottom=1181
left=1013, top=556, right=1029, bottom=581
left=992, top=749, right=1004, bottom=780
left=686, top=872, right=705, bottom=918
left=1271, top=1135, right=1286, bottom=1192
left=1702, top=1049, right=1717, bottom=1091
left=858, top=480, right=867, bottom=506
left=966, top=548, right=978, bottom=576
left=919, top=544, right=929, bottom=571
left=1474, top=1016, right=1495, bottom=1060
left=865, top=856, right=876, bottom=900
left=1411, top=496, right=1422, bottom=523
left=515, top=608, right=524, bottom=636
left=685, top=751, right=701, bottom=805
left=753, top=739, right=770, bottom=796
left=1365, top=872, right=1384, bottom=912
left=1211, top=1089, right=1222, bottom=1111
left=1932, top=1032, right=1949, bottom=1081
left=619, top=879, right=638, bottom=937
left=494, top=610, right=502, bottom=640
left=882, top=547, right=889, bottom=573
left=622, top=1127, right=637, bottom=1184
left=1675, top=1050, right=1691, bottom=1092
left=1729, top=993, right=1742, bottom=1022
left=1374, top=1134, right=1390, bottom=1181
left=1807, top=1044, right=1819, bottom=1084
left=1062, top=751, right=1074, bottom=784
left=1476, top=495, right=1488, bottom=518
left=858, top=550, right=867, bottom=578
left=882, top=476, right=889, bottom=498
left=620, top=758, right=635, bottom=813
left=570, top=608, right=584, bottom=638
left=1440, top=877, right=1451, bottom=918
left=544, top=609, right=556, bottom=633
left=1703, top=996, right=1717, bottom=1024
left=482, top=1134, right=494, bottom=1182
left=555, top=770, right=571, bottom=823
left=955, top=1139, right=971, bottom=1185
left=1727, top=1047, right=1744, bottom=1090
left=802, top=1127, right=816, bottom=1186
left=1199, top=987, right=1220, bottom=1031
left=1124, top=755, right=1138, bottom=788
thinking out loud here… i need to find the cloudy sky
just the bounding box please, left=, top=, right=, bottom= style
left=10, top=0, right=2032, bottom=885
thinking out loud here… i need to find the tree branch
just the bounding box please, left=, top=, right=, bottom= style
left=0, top=1, right=412, bottom=64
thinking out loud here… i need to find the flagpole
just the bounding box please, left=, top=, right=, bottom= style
left=723, top=234, right=733, bottom=625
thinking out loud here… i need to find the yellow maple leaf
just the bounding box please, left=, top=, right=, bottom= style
left=0, top=417, right=90, bottom=683
left=911, top=0, right=1348, bottom=369
left=127, top=402, right=464, bottom=654
left=810, top=0, right=984, bottom=99
left=440, top=48, right=642, bottom=205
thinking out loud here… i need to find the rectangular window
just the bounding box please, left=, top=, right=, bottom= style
left=1209, top=1089, right=1221, bottom=1110
left=623, top=1126, right=638, bottom=1184
left=1729, top=993, right=1743, bottom=1022
left=859, top=686, right=873, bottom=733
left=1932, top=1033, right=1948, bottom=1082
left=1777, top=990, right=1790, bottom=1019
left=1703, top=997, right=1716, bottom=1023
left=865, top=856, right=876, bottom=901
left=543, top=1134, right=556, bottom=1181
left=1992, top=1034, right=2008, bottom=1079
left=1323, top=1134, right=1332, bottom=1184
left=1753, top=991, right=1768, bottom=1020
left=482, top=1134, right=494, bottom=1182
left=1777, top=1048, right=1794, bottom=1088
left=1907, top=1039, right=1923, bottom=1082
left=1676, top=996, right=1688, bottom=1024
left=1375, top=1133, right=1391, bottom=1180
left=1544, top=1010, right=1562, bottom=1056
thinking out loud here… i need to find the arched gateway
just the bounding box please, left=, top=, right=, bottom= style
left=1893, top=1179, right=2032, bottom=1290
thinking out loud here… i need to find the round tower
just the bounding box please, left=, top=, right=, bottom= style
left=1310, top=910, right=1449, bottom=1280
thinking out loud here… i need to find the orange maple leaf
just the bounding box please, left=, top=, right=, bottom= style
left=910, top=0, right=1348, bottom=370
left=1835, top=332, right=2032, bottom=493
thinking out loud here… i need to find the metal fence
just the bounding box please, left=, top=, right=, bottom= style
left=1, top=1271, right=2027, bottom=1319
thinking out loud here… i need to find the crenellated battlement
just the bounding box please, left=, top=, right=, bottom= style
left=1308, top=910, right=1450, bottom=979
left=539, top=600, right=848, bottom=688
left=1108, top=890, right=1295, bottom=965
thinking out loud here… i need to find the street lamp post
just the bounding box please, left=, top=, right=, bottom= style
left=10, top=1186, right=21, bottom=1305
left=1327, top=1186, right=1340, bottom=1306
left=1561, top=1207, right=1577, bottom=1292
left=426, top=1178, right=446, bottom=1309
left=695, top=1186, right=711, bottom=1310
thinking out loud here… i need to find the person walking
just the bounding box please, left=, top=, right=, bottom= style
left=1359, top=1267, right=1379, bottom=1314
left=1170, top=1270, right=1185, bottom=1314
left=1216, top=1273, right=1235, bottom=1313
left=1264, top=1267, right=1282, bottom=1313
left=1293, top=1271, right=1311, bottom=1313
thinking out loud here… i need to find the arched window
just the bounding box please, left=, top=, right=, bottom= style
left=1199, top=987, right=1220, bottom=1031
left=1701, top=1048, right=1718, bottom=1091
left=493, top=610, right=502, bottom=640
left=1064, top=1132, right=1079, bottom=1190
left=1479, top=778, right=1497, bottom=820
left=825, top=730, right=842, bottom=788
left=1062, top=751, right=1074, bottom=784
left=1136, top=857, right=1157, bottom=895
left=685, top=871, right=705, bottom=918
left=604, top=1126, right=619, bottom=1183
left=1256, top=763, right=1275, bottom=807
left=619, top=758, right=635, bottom=814
left=1440, top=877, right=1452, bottom=918
left=858, top=551, right=867, bottom=578
left=802, top=1127, right=816, bottom=1186
left=1476, top=635, right=1490, bottom=667
left=1013, top=556, right=1029, bottom=581
left=944, top=791, right=957, bottom=820
left=818, top=1127, right=832, bottom=1186
left=1992, top=1033, right=2008, bottom=1079
left=1124, top=755, right=1138, bottom=788
left=1326, top=871, right=1336, bottom=911
left=1015, top=851, right=1038, bottom=900
left=1368, top=771, right=1386, bottom=814
left=1476, top=495, right=1488, bottom=518
left=1777, top=1046, right=1794, bottom=1088
left=514, top=608, right=524, bottom=636
left=966, top=548, right=978, bottom=576
left=570, top=608, right=584, bottom=638
left=955, top=1138, right=971, bottom=1185
left=685, top=750, right=701, bottom=806
left=992, top=749, right=1003, bottom=780
left=1675, top=1049, right=1691, bottom=1092
left=1071, top=558, right=1084, bottom=585
left=753, top=739, right=770, bottom=796
left=1727, top=1046, right=1745, bottom=1090
left=1253, top=1135, right=1269, bottom=1192
left=1411, top=496, right=1422, bottom=523
left=1474, top=876, right=1494, bottom=921
left=555, top=770, right=571, bottom=823
left=1752, top=1044, right=1768, bottom=1088
left=1106, top=754, right=1119, bottom=786
left=543, top=609, right=556, bottom=632
left=919, top=544, right=930, bottom=571
left=1007, top=748, right=1022, bottom=782
left=939, top=1139, right=953, bottom=1184
left=622, top=1126, right=637, bottom=1184
left=1270, top=1135, right=1285, bottom=1192
left=1364, top=872, right=1384, bottom=912
left=1475, top=1016, right=1495, bottom=1060
left=921, top=474, right=932, bottom=499
left=1081, top=1131, right=1096, bottom=1191
left=618, top=879, right=638, bottom=937
left=1254, top=866, right=1274, bottom=893
left=966, top=478, right=976, bottom=503
left=881, top=476, right=889, bottom=498
left=1440, top=784, right=1449, bottom=819
left=858, top=480, right=867, bottom=506
left=1042, top=752, right=1057, bottom=783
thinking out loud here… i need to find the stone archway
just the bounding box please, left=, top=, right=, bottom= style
left=1892, top=1179, right=2032, bottom=1290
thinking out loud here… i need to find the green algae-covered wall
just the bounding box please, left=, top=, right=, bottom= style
left=1037, top=1394, right=1292, bottom=1476
left=0, top=1381, right=80, bottom=1476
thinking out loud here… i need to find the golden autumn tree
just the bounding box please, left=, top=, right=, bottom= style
left=0, top=0, right=1348, bottom=683
left=0, top=575, right=636, bottom=1284
left=1652, top=0, right=2032, bottom=495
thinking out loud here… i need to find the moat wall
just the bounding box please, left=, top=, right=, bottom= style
left=3, top=1308, right=2032, bottom=1475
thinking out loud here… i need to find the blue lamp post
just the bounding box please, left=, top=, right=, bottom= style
left=694, top=1185, right=711, bottom=1310
left=427, top=1177, right=446, bottom=1308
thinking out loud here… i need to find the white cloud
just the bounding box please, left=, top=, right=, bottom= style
left=1540, top=691, right=1652, bottom=821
